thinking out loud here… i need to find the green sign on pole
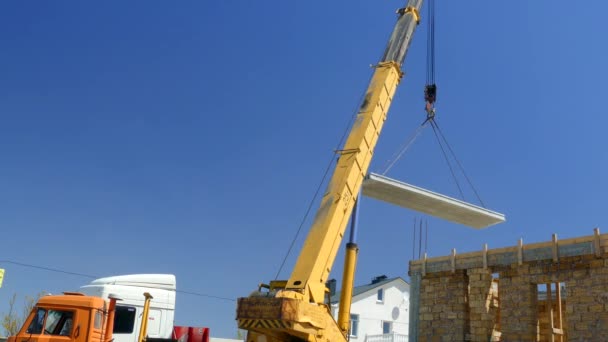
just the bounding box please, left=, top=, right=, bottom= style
left=0, top=269, right=4, bottom=288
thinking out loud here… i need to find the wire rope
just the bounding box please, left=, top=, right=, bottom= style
left=430, top=120, right=465, bottom=200
left=430, top=119, right=486, bottom=207
left=274, top=71, right=377, bottom=280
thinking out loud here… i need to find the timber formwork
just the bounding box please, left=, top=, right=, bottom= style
left=408, top=228, right=608, bottom=342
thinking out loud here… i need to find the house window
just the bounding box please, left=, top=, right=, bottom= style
left=382, top=321, right=392, bottom=334
left=350, top=314, right=359, bottom=338
left=377, top=288, right=384, bottom=303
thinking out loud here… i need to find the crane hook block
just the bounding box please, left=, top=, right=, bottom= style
left=424, top=84, right=437, bottom=104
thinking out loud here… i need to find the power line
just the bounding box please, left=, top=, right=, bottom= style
left=0, top=260, right=98, bottom=279
left=0, top=259, right=236, bottom=302
left=176, top=290, right=235, bottom=302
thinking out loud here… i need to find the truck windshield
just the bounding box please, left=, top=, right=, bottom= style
left=26, top=308, right=46, bottom=334
left=25, top=308, right=74, bottom=336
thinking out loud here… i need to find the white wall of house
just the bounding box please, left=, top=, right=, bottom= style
left=210, top=338, right=243, bottom=342
left=331, top=279, right=409, bottom=341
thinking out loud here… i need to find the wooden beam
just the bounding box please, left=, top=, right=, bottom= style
left=408, top=229, right=608, bottom=276
left=556, top=282, right=563, bottom=342
left=552, top=234, right=559, bottom=263
left=518, top=238, right=523, bottom=266
left=594, top=227, right=601, bottom=257
left=422, top=252, right=427, bottom=276
left=547, top=283, right=555, bottom=342
left=483, top=243, right=488, bottom=270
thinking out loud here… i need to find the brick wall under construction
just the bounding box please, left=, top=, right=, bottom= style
left=408, top=229, right=608, bottom=341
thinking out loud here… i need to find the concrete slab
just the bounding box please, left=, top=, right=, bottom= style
left=361, top=173, right=505, bottom=229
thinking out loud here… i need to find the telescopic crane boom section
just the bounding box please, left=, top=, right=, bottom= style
left=237, top=2, right=423, bottom=341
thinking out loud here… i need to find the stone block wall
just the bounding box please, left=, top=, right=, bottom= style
left=467, top=269, right=498, bottom=342
left=418, top=270, right=469, bottom=342
left=408, top=231, right=608, bottom=341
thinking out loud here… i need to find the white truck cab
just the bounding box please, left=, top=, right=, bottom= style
left=79, top=274, right=177, bottom=342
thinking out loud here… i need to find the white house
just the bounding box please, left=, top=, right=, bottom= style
left=329, top=275, right=410, bottom=342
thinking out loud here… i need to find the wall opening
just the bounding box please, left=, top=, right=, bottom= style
left=491, top=272, right=501, bottom=341
left=537, top=282, right=566, bottom=342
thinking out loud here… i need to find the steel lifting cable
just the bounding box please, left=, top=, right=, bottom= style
left=382, top=0, right=487, bottom=208
left=423, top=0, right=485, bottom=207
left=430, top=119, right=487, bottom=207
left=382, top=0, right=438, bottom=175
left=274, top=71, right=377, bottom=280
left=429, top=119, right=465, bottom=200
left=426, top=0, right=435, bottom=85
left=424, top=0, right=437, bottom=117
left=380, top=120, right=430, bottom=175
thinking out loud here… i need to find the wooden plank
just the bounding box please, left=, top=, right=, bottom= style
left=594, top=228, right=601, bottom=257
left=456, top=250, right=482, bottom=259
left=425, top=255, right=452, bottom=263
left=410, top=229, right=604, bottom=276
left=547, top=283, right=555, bottom=342
left=552, top=234, right=559, bottom=263
left=362, top=173, right=505, bottom=229
left=483, top=243, right=488, bottom=270
left=422, top=253, right=427, bottom=276
left=518, top=238, right=523, bottom=265
left=558, top=236, right=595, bottom=245
left=556, top=282, right=563, bottom=342
left=488, top=246, right=518, bottom=254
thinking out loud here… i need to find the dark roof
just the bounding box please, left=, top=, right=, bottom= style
left=329, top=276, right=407, bottom=304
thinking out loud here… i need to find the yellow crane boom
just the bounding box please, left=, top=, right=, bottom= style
left=237, top=2, right=423, bottom=341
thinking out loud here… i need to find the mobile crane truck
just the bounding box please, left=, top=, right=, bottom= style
left=7, top=274, right=209, bottom=342
left=236, top=1, right=424, bottom=341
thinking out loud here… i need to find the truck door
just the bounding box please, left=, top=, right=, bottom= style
left=41, top=309, right=78, bottom=342
left=144, top=309, right=162, bottom=338
left=18, top=308, right=82, bottom=342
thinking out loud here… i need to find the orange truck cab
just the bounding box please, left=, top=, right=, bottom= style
left=7, top=274, right=209, bottom=342
left=8, top=292, right=119, bottom=342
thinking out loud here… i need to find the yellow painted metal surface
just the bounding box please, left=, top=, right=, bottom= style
left=138, top=292, right=154, bottom=342
left=237, top=3, right=423, bottom=340
left=337, top=243, right=359, bottom=334
left=286, top=62, right=402, bottom=304
left=0, top=269, right=4, bottom=288
left=237, top=297, right=344, bottom=342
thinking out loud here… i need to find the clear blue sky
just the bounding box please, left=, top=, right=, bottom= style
left=1, top=0, right=607, bottom=339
